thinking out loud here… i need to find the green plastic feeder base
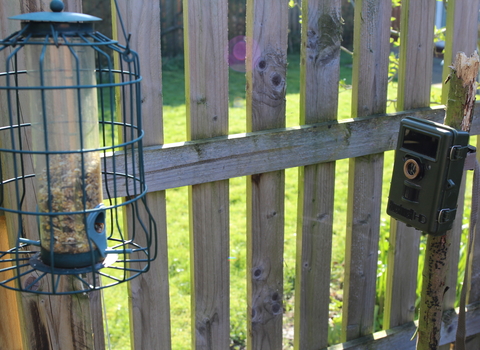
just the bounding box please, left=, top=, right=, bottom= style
left=40, top=247, right=104, bottom=269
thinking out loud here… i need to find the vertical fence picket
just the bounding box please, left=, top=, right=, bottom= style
left=0, top=216, right=22, bottom=350
left=469, top=230, right=480, bottom=348
left=245, top=1, right=288, bottom=349
left=183, top=0, right=230, bottom=348
left=0, top=4, right=24, bottom=349
left=384, top=0, right=436, bottom=330
left=441, top=0, right=480, bottom=102
left=440, top=0, right=480, bottom=348
left=293, top=0, right=341, bottom=348
left=441, top=0, right=480, bottom=310
left=440, top=184, right=467, bottom=349
left=341, top=0, right=391, bottom=342
left=113, top=1, right=172, bottom=349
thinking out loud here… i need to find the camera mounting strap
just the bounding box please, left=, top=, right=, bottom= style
left=438, top=208, right=457, bottom=224
left=451, top=145, right=471, bottom=161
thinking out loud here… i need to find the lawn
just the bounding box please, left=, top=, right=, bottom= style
left=101, top=52, right=472, bottom=349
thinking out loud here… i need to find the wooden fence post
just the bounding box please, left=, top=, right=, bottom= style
left=416, top=52, right=480, bottom=350
left=183, top=0, right=230, bottom=348
left=341, top=0, right=391, bottom=342
left=111, top=0, right=172, bottom=349
left=440, top=0, right=480, bottom=103
left=0, top=215, right=23, bottom=350
left=245, top=1, right=288, bottom=349
left=384, top=0, right=435, bottom=331
left=293, top=0, right=342, bottom=348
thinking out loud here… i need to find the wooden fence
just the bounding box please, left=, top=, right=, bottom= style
left=0, top=0, right=480, bottom=349
left=159, top=0, right=306, bottom=57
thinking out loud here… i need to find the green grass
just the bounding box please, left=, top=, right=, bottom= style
left=101, top=52, right=472, bottom=349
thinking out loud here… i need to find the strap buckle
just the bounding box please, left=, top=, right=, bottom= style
left=438, top=208, right=457, bottom=224
left=450, top=145, right=470, bottom=161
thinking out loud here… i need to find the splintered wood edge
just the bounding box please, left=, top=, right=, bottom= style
left=452, top=51, right=480, bottom=87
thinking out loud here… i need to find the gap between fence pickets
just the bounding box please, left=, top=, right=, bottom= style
left=101, top=105, right=480, bottom=197
left=324, top=302, right=480, bottom=350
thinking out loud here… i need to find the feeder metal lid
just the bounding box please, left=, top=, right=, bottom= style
left=9, top=0, right=101, bottom=23
left=10, top=12, right=101, bottom=23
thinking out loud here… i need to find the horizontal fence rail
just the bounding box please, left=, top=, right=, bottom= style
left=328, top=302, right=480, bottom=350
left=103, top=107, right=480, bottom=196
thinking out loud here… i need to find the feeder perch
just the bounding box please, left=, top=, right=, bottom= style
left=0, top=1, right=157, bottom=294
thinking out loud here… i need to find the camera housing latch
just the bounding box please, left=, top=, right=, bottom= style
left=450, top=145, right=470, bottom=161
left=438, top=208, right=457, bottom=224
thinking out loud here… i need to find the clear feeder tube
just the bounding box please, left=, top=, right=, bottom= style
left=26, top=37, right=104, bottom=267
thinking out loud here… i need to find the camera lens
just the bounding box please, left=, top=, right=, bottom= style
left=404, top=158, right=421, bottom=179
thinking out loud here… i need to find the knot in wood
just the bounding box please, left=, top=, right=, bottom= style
left=307, top=12, right=343, bottom=63
left=24, top=275, right=41, bottom=291
left=252, top=50, right=286, bottom=107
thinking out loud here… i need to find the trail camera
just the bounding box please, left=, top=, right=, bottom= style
left=387, top=117, right=470, bottom=236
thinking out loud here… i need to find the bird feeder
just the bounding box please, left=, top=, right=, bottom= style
left=0, top=1, right=157, bottom=294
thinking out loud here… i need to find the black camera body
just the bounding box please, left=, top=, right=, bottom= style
left=387, top=117, right=470, bottom=236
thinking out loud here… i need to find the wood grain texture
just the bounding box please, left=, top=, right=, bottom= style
left=188, top=181, right=229, bottom=349
left=127, top=191, right=170, bottom=350
left=441, top=5, right=480, bottom=342
left=246, top=0, right=287, bottom=133
left=417, top=52, right=479, bottom=350
left=113, top=0, right=172, bottom=349
left=468, top=131, right=480, bottom=314
left=184, top=0, right=229, bottom=140
left=19, top=0, right=81, bottom=13
left=384, top=0, right=435, bottom=330
left=247, top=171, right=285, bottom=350
left=245, top=0, right=288, bottom=349
left=443, top=53, right=479, bottom=348
left=183, top=0, right=230, bottom=348
left=294, top=0, right=341, bottom=348
left=441, top=0, right=480, bottom=102
left=396, top=0, right=435, bottom=111
left=102, top=107, right=466, bottom=195
left=326, top=302, right=480, bottom=349
left=342, top=0, right=391, bottom=342
left=0, top=216, right=23, bottom=350
left=470, top=164, right=480, bottom=304
left=443, top=178, right=466, bottom=309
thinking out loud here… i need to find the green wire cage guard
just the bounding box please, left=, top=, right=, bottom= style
left=0, top=1, right=157, bottom=294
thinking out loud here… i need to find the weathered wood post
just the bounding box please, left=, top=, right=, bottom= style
left=245, top=1, right=288, bottom=349
left=112, top=1, right=172, bottom=349
left=342, top=0, right=391, bottom=342
left=183, top=0, right=230, bottom=348
left=416, top=51, right=480, bottom=350
left=384, top=0, right=436, bottom=331
left=294, top=0, right=342, bottom=348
